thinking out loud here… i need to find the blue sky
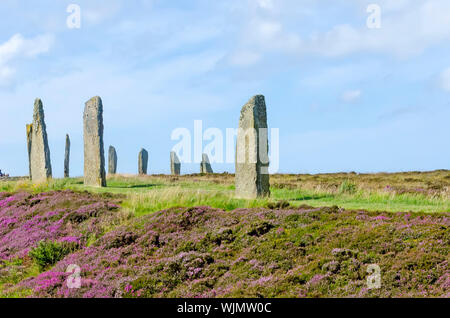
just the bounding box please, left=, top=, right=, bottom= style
left=0, top=0, right=449, bottom=177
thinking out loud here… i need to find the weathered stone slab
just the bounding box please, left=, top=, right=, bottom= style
left=170, top=151, right=181, bottom=175
left=30, top=99, right=52, bottom=182
left=138, top=148, right=148, bottom=175
left=83, top=96, right=106, bottom=187
left=200, top=153, right=213, bottom=174
left=235, top=95, right=270, bottom=198
left=26, top=124, right=33, bottom=179
left=108, top=146, right=117, bottom=175
left=64, top=134, right=70, bottom=178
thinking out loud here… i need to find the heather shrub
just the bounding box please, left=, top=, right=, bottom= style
left=267, top=200, right=290, bottom=209
left=0, top=190, right=121, bottom=262
left=1, top=184, right=449, bottom=298
left=29, top=240, right=78, bottom=271
left=7, top=203, right=450, bottom=298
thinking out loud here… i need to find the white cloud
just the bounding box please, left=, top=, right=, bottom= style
left=341, top=90, right=361, bottom=102
left=83, top=1, right=122, bottom=25
left=0, top=33, right=53, bottom=86
left=304, top=5, right=445, bottom=58
left=440, top=68, right=450, bottom=92
left=256, top=0, right=274, bottom=10
left=300, top=61, right=382, bottom=89
left=0, top=66, right=15, bottom=86
left=376, top=0, right=412, bottom=12
left=245, top=19, right=301, bottom=53
left=0, top=34, right=53, bottom=63
left=0, top=48, right=227, bottom=140
left=228, top=50, right=261, bottom=66
left=237, top=0, right=450, bottom=59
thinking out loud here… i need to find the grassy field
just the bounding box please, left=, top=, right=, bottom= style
left=1, top=171, right=449, bottom=298
left=1, top=190, right=448, bottom=298
left=1, top=170, right=449, bottom=214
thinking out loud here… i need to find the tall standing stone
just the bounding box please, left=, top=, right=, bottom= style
left=138, top=148, right=148, bottom=175
left=83, top=96, right=106, bottom=187
left=26, top=124, right=33, bottom=179
left=108, top=146, right=117, bottom=175
left=200, top=153, right=213, bottom=174
left=170, top=151, right=181, bottom=175
left=30, top=99, right=52, bottom=182
left=64, top=134, right=70, bottom=178
left=235, top=95, right=270, bottom=198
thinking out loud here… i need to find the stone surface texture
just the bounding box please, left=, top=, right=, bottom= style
left=235, top=95, right=270, bottom=198
left=138, top=148, right=148, bottom=175
left=30, top=99, right=52, bottom=182
left=83, top=96, right=106, bottom=187
left=108, top=146, right=117, bottom=175
left=64, top=134, right=70, bottom=178
left=200, top=153, right=213, bottom=174
left=170, top=151, right=181, bottom=175
left=26, top=124, right=33, bottom=179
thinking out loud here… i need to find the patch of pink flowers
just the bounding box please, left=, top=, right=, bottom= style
left=0, top=190, right=119, bottom=261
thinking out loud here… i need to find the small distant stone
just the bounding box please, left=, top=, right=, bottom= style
left=200, top=153, right=213, bottom=174
left=138, top=148, right=148, bottom=175
left=64, top=134, right=70, bottom=178
left=108, top=146, right=117, bottom=175
left=171, top=151, right=181, bottom=175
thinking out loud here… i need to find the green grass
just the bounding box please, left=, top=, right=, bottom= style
left=1, top=171, right=449, bottom=214
left=0, top=173, right=448, bottom=298
left=272, top=188, right=449, bottom=213
left=0, top=258, right=38, bottom=298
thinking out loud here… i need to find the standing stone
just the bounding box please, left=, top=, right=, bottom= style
left=30, top=99, right=52, bottom=182
left=83, top=96, right=106, bottom=187
left=26, top=124, right=33, bottom=179
left=235, top=95, right=270, bottom=198
left=64, top=134, right=70, bottom=178
left=170, top=151, right=181, bottom=175
left=108, top=146, right=118, bottom=175
left=200, top=153, right=213, bottom=174
left=138, top=148, right=148, bottom=175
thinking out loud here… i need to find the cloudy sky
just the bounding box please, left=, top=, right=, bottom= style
left=0, top=0, right=449, bottom=177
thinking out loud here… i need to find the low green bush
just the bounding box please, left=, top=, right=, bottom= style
left=339, top=180, right=357, bottom=194
left=29, top=240, right=78, bottom=271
